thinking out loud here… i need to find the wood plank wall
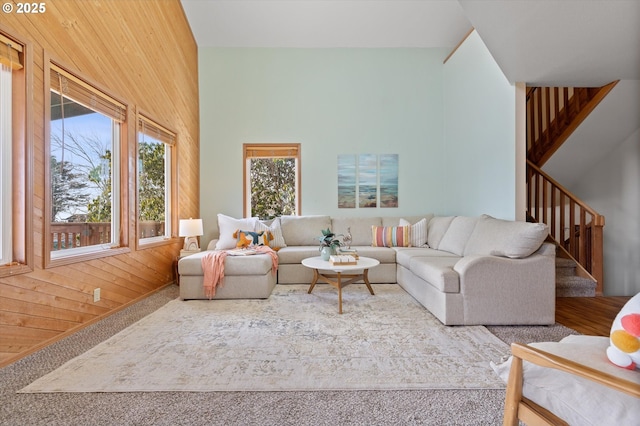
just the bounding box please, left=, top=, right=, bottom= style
left=0, top=0, right=199, bottom=366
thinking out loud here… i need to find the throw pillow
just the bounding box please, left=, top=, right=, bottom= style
left=233, top=230, right=254, bottom=249
left=399, top=217, right=428, bottom=247
left=234, top=229, right=273, bottom=248
left=607, top=292, right=640, bottom=370
left=255, top=217, right=287, bottom=250
left=215, top=214, right=257, bottom=250
left=371, top=225, right=410, bottom=248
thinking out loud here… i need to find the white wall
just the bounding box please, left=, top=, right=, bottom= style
left=198, top=48, right=448, bottom=242
left=198, top=42, right=517, bottom=243
left=570, top=128, right=640, bottom=296
left=442, top=31, right=517, bottom=219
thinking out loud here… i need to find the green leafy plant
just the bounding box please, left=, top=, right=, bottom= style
left=318, top=228, right=342, bottom=252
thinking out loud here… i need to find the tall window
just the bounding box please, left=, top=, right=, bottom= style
left=137, top=115, right=175, bottom=244
left=49, top=64, right=125, bottom=259
left=0, top=34, right=23, bottom=266
left=244, top=143, right=300, bottom=219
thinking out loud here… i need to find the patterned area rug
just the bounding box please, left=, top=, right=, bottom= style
left=20, top=284, right=510, bottom=393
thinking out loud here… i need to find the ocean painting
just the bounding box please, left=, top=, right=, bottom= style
left=337, top=155, right=356, bottom=208
left=379, top=154, right=398, bottom=207
left=359, top=154, right=378, bottom=208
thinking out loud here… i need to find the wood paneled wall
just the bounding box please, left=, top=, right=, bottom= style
left=0, top=0, right=199, bottom=366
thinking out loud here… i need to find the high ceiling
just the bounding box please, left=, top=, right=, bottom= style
left=181, top=0, right=640, bottom=86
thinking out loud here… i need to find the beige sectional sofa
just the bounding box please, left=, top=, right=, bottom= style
left=178, top=213, right=555, bottom=326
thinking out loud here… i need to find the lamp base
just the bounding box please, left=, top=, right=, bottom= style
left=183, top=236, right=200, bottom=252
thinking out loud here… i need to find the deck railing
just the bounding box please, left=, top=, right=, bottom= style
left=527, top=160, right=605, bottom=294
left=50, top=221, right=164, bottom=250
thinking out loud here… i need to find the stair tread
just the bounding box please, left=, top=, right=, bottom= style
left=556, top=275, right=597, bottom=287
left=556, top=257, right=577, bottom=267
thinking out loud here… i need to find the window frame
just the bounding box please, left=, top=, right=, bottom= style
left=243, top=143, right=301, bottom=218
left=44, top=57, right=129, bottom=268
left=135, top=111, right=178, bottom=249
left=0, top=27, right=32, bottom=277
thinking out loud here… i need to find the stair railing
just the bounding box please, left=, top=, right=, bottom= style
left=527, top=160, right=605, bottom=295
left=527, top=82, right=617, bottom=167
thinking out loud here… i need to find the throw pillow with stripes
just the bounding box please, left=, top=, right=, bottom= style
left=371, top=225, right=411, bottom=247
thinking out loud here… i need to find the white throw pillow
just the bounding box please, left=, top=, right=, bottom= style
left=255, top=217, right=287, bottom=250
left=399, top=217, right=428, bottom=247
left=215, top=214, right=258, bottom=250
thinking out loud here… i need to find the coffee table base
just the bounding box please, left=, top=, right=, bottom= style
left=307, top=268, right=375, bottom=314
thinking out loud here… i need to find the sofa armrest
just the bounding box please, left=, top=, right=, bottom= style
left=453, top=252, right=555, bottom=325
left=206, top=239, right=219, bottom=250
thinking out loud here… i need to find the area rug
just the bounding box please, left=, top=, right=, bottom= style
left=19, top=284, right=510, bottom=393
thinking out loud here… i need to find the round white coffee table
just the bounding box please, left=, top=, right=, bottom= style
left=301, top=256, right=379, bottom=314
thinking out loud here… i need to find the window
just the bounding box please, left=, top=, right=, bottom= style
left=0, top=33, right=24, bottom=267
left=137, top=115, right=175, bottom=244
left=48, top=63, right=126, bottom=260
left=243, top=143, right=300, bottom=219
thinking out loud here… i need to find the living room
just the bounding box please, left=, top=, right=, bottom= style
left=1, top=1, right=639, bottom=424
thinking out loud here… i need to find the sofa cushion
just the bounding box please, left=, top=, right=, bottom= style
left=348, top=246, right=397, bottom=263
left=255, top=217, right=287, bottom=250
left=464, top=214, right=548, bottom=258
left=427, top=216, right=455, bottom=249
left=437, top=216, right=479, bottom=255
left=399, top=217, right=428, bottom=247
left=215, top=214, right=258, bottom=250
left=280, top=215, right=331, bottom=246
left=277, top=246, right=325, bottom=264
left=394, top=247, right=459, bottom=269
left=179, top=251, right=273, bottom=276
left=277, top=245, right=396, bottom=265
left=409, top=256, right=460, bottom=293
left=331, top=217, right=382, bottom=246
left=372, top=225, right=410, bottom=247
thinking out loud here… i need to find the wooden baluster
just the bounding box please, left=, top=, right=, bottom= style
left=558, top=192, right=564, bottom=245
left=552, top=87, right=559, bottom=138
left=579, top=209, right=587, bottom=270
left=543, top=87, right=550, bottom=150
left=563, top=88, right=569, bottom=124
left=536, top=88, right=543, bottom=159
left=592, top=215, right=605, bottom=295
left=550, top=185, right=556, bottom=239
left=542, top=175, right=548, bottom=224
left=569, top=199, right=576, bottom=258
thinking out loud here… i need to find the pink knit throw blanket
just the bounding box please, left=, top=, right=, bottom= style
left=201, top=246, right=279, bottom=299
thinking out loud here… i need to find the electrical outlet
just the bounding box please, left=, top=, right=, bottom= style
left=93, top=288, right=101, bottom=302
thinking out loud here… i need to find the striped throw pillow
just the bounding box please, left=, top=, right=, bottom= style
left=371, top=225, right=411, bottom=247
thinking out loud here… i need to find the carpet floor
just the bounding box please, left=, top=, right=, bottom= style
left=0, top=284, right=578, bottom=426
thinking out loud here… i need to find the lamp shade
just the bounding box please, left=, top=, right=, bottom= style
left=179, top=218, right=203, bottom=237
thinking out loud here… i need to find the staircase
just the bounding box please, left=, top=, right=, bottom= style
left=555, top=256, right=597, bottom=297
left=526, top=83, right=615, bottom=296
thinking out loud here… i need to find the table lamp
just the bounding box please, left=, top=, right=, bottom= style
left=179, top=218, right=203, bottom=256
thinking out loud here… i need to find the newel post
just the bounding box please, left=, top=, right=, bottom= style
left=592, top=215, right=605, bottom=295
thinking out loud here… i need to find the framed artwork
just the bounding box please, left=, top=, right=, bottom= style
left=337, top=155, right=356, bottom=208
left=379, top=154, right=398, bottom=208
left=338, top=153, right=398, bottom=209
left=358, top=154, right=378, bottom=208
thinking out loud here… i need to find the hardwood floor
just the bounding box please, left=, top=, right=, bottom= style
left=556, top=296, right=631, bottom=336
